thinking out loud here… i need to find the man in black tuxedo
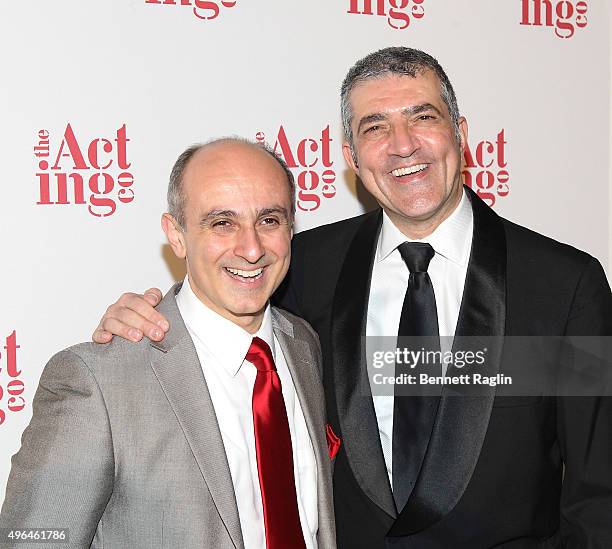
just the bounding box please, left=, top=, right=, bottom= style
left=94, top=48, right=612, bottom=548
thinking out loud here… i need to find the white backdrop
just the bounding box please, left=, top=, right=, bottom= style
left=1, top=0, right=610, bottom=502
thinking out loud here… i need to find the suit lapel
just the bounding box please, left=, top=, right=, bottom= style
left=389, top=187, right=507, bottom=536
left=271, top=309, right=334, bottom=533
left=331, top=210, right=397, bottom=519
left=149, top=285, right=244, bottom=549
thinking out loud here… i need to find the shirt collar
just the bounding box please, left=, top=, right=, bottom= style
left=377, top=188, right=473, bottom=267
left=176, top=276, right=275, bottom=377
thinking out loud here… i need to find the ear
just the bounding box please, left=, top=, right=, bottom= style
left=161, top=213, right=187, bottom=259
left=457, top=116, right=468, bottom=154
left=342, top=140, right=359, bottom=174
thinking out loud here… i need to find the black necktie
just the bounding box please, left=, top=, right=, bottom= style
left=392, top=242, right=440, bottom=512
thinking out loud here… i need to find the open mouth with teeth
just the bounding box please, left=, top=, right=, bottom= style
left=391, top=164, right=428, bottom=178
left=224, top=266, right=265, bottom=282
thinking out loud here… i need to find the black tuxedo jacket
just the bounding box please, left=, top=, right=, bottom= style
left=275, top=187, right=612, bottom=549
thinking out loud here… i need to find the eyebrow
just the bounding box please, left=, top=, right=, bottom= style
left=259, top=206, right=290, bottom=220
left=356, top=103, right=444, bottom=134
left=200, top=209, right=237, bottom=222
left=402, top=103, right=443, bottom=117
left=356, top=113, right=387, bottom=135
left=199, top=206, right=290, bottom=226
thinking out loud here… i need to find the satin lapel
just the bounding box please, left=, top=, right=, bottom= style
left=149, top=286, right=244, bottom=549
left=389, top=187, right=507, bottom=537
left=332, top=210, right=397, bottom=518
left=271, top=310, right=333, bottom=530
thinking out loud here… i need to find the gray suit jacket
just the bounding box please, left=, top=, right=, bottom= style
left=0, top=285, right=336, bottom=548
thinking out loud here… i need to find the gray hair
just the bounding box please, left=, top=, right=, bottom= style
left=340, top=47, right=461, bottom=159
left=167, top=137, right=296, bottom=229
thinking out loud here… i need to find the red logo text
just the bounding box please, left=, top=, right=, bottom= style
left=0, top=331, right=24, bottom=427
left=145, top=0, right=236, bottom=20
left=520, top=0, right=587, bottom=39
left=347, top=0, right=425, bottom=30
left=256, top=126, right=337, bottom=212
left=463, top=129, right=510, bottom=208
left=35, top=124, right=135, bottom=218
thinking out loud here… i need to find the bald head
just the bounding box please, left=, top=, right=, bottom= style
left=168, top=137, right=295, bottom=229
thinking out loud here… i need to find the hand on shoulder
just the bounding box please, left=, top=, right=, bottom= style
left=92, top=288, right=169, bottom=343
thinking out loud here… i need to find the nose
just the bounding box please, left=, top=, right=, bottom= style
left=388, top=123, right=419, bottom=158
left=234, top=226, right=265, bottom=264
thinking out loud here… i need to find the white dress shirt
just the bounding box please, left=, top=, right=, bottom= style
left=366, top=190, right=474, bottom=486
left=176, top=279, right=318, bottom=549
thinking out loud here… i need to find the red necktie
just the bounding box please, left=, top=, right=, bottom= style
left=247, top=337, right=307, bottom=549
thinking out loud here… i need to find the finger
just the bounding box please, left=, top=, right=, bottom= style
left=143, top=288, right=163, bottom=307
left=115, top=293, right=169, bottom=332
left=100, top=315, right=148, bottom=342
left=101, top=307, right=164, bottom=341
left=92, top=328, right=113, bottom=344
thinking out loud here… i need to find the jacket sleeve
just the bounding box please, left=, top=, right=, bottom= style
left=0, top=350, right=114, bottom=548
left=558, top=256, right=612, bottom=549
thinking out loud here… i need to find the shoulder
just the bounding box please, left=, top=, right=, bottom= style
left=43, top=336, right=153, bottom=387
left=272, top=307, right=324, bottom=378
left=61, top=283, right=187, bottom=378
left=501, top=217, right=597, bottom=276
left=272, top=307, right=320, bottom=345
left=499, top=217, right=611, bottom=333
left=469, top=186, right=597, bottom=277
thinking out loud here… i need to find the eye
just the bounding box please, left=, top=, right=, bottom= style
left=260, top=216, right=281, bottom=226
left=417, top=114, right=436, bottom=121
left=363, top=125, right=381, bottom=134
left=211, top=219, right=234, bottom=230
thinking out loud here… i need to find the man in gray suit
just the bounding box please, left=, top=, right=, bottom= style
left=0, top=138, right=336, bottom=548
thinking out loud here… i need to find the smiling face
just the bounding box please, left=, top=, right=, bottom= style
left=343, top=70, right=468, bottom=238
left=162, top=141, right=293, bottom=333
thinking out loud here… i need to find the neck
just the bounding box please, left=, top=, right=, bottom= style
left=220, top=308, right=265, bottom=335
left=188, top=280, right=266, bottom=334
left=388, top=187, right=463, bottom=240
left=241, top=316, right=264, bottom=335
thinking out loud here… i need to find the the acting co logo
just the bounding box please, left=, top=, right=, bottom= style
left=144, top=0, right=236, bottom=20
left=348, top=0, right=425, bottom=30
left=0, top=331, right=24, bottom=427
left=255, top=125, right=337, bottom=212
left=463, top=129, right=510, bottom=208
left=34, top=124, right=135, bottom=218
left=520, top=0, right=587, bottom=39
